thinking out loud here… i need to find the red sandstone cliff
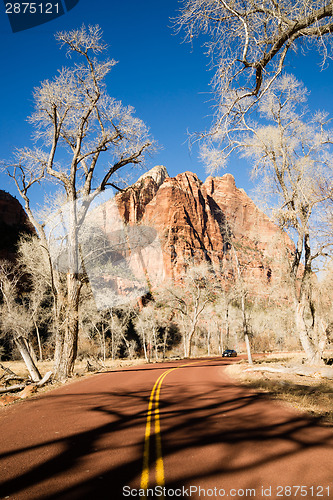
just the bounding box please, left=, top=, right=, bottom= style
left=0, top=190, right=35, bottom=261
left=0, top=176, right=294, bottom=303
left=114, top=166, right=294, bottom=296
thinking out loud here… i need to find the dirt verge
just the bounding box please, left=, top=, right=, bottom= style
left=226, top=352, right=333, bottom=425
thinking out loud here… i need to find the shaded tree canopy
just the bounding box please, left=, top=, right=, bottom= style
left=176, top=1, right=333, bottom=168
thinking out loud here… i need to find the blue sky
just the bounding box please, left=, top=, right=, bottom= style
left=1, top=0, right=333, bottom=209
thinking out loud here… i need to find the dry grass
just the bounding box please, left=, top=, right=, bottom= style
left=0, top=357, right=149, bottom=400
left=1, top=360, right=54, bottom=380
left=1, top=357, right=148, bottom=379
left=227, top=353, right=333, bottom=425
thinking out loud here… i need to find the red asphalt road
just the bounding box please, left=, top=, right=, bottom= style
left=0, top=357, right=332, bottom=500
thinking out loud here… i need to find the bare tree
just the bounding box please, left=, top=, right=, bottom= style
left=157, top=263, right=218, bottom=357
left=239, top=75, right=333, bottom=363
left=0, top=260, right=42, bottom=382
left=175, top=1, right=333, bottom=166
left=319, top=264, right=333, bottom=346
left=16, top=235, right=54, bottom=361
left=5, top=25, right=154, bottom=380
left=134, top=302, right=173, bottom=361
left=206, top=297, right=230, bottom=355
left=135, top=303, right=162, bottom=362
left=106, top=305, right=138, bottom=360
left=77, top=288, right=106, bottom=361
left=229, top=244, right=253, bottom=364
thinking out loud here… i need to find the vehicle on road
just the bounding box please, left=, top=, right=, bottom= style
left=222, top=349, right=237, bottom=357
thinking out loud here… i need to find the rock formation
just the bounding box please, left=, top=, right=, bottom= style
left=114, top=166, right=295, bottom=298
left=0, top=190, right=35, bottom=261
left=0, top=170, right=294, bottom=300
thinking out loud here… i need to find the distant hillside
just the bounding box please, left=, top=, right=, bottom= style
left=0, top=191, right=35, bottom=261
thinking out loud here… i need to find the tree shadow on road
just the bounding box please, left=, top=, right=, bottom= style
left=0, top=367, right=333, bottom=499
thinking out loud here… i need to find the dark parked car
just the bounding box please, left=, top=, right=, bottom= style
left=222, top=349, right=237, bottom=357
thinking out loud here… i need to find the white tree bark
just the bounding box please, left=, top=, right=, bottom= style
left=6, top=25, right=154, bottom=380
left=15, top=337, right=41, bottom=383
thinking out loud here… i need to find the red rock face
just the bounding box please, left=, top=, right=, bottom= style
left=0, top=173, right=294, bottom=302
left=141, top=171, right=225, bottom=279
left=114, top=167, right=294, bottom=296
left=0, top=191, right=35, bottom=261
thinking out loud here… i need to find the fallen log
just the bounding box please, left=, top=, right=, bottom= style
left=37, top=371, right=53, bottom=387
left=0, top=383, right=26, bottom=394
left=4, top=376, right=26, bottom=384
left=244, top=366, right=288, bottom=374
left=0, top=371, right=53, bottom=395
left=14, top=336, right=42, bottom=383
left=244, top=365, right=333, bottom=379
left=0, top=363, right=18, bottom=382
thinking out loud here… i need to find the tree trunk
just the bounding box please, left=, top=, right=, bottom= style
left=24, top=337, right=38, bottom=365
left=183, top=334, right=188, bottom=358
left=219, top=326, right=223, bottom=355
left=142, top=329, right=148, bottom=362
left=121, top=332, right=132, bottom=360
left=162, top=328, right=168, bottom=360
left=52, top=270, right=66, bottom=378
left=53, top=329, right=64, bottom=376
left=291, top=229, right=327, bottom=365
left=241, top=294, right=253, bottom=364
left=244, top=333, right=253, bottom=365
left=33, top=319, right=43, bottom=361
left=231, top=245, right=253, bottom=363
left=110, top=309, right=115, bottom=360
left=53, top=273, right=81, bottom=380
left=187, top=324, right=196, bottom=358
left=102, top=326, right=106, bottom=363
left=15, top=336, right=42, bottom=382
left=295, top=300, right=325, bottom=365
left=153, top=329, right=159, bottom=361
left=225, top=306, right=230, bottom=348
left=143, top=341, right=148, bottom=363
left=207, top=329, right=211, bottom=356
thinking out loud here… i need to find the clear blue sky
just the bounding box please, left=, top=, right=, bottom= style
left=1, top=0, right=333, bottom=209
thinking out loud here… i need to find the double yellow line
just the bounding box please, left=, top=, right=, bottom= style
left=140, top=366, right=175, bottom=489
left=140, top=360, right=207, bottom=491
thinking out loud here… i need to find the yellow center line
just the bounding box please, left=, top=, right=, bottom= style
left=140, top=360, right=209, bottom=491
left=140, top=372, right=165, bottom=490
left=140, top=368, right=174, bottom=489
left=154, top=369, right=173, bottom=487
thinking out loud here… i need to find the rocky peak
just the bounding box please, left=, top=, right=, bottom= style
left=136, top=165, right=169, bottom=188
left=112, top=168, right=295, bottom=298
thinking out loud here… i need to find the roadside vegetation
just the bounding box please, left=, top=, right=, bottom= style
left=1, top=242, right=333, bottom=398
left=226, top=353, right=333, bottom=425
